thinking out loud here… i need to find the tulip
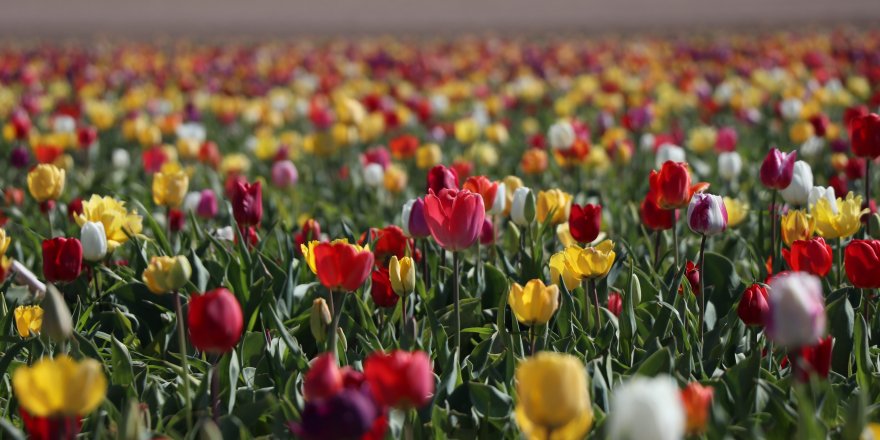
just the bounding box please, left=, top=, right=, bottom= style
left=42, top=238, right=82, bottom=283
left=766, top=272, right=826, bottom=348
left=14, top=305, right=43, bottom=338
left=370, top=268, right=398, bottom=308
left=649, top=161, right=708, bottom=209
left=423, top=189, right=485, bottom=252
left=40, top=285, right=72, bottom=341
left=640, top=190, right=677, bottom=231
left=112, top=149, right=131, bottom=169
left=520, top=149, right=549, bottom=175
left=844, top=239, right=880, bottom=288
left=737, top=283, right=769, bottom=327
left=0, top=227, right=10, bottom=255
left=607, top=292, right=622, bottom=316
left=291, top=387, right=382, bottom=440
left=401, top=198, right=430, bottom=238
left=230, top=180, right=262, bottom=227
left=556, top=223, right=576, bottom=248
left=717, top=151, right=742, bottom=181
left=849, top=113, right=880, bottom=159
left=314, top=242, right=374, bottom=292
left=80, top=222, right=108, bottom=262
left=687, top=193, right=728, bottom=236
left=808, top=186, right=836, bottom=211
left=303, top=353, right=343, bottom=401
left=563, top=240, right=616, bottom=279
left=681, top=382, right=714, bottom=435
left=549, top=251, right=582, bottom=292
left=415, top=144, right=442, bottom=169
left=426, top=164, right=459, bottom=193
left=389, top=255, right=415, bottom=296
left=75, top=195, right=143, bottom=252
left=782, top=237, right=833, bottom=277
left=361, top=225, right=416, bottom=265
left=383, top=164, right=408, bottom=193
left=294, top=219, right=322, bottom=252
left=152, top=169, right=189, bottom=208
left=514, top=352, right=593, bottom=440
left=536, top=189, right=573, bottom=225
left=511, top=187, right=536, bottom=226
left=479, top=217, right=495, bottom=245
left=655, top=143, right=686, bottom=170
left=10, top=145, right=29, bottom=168
left=781, top=209, right=816, bottom=246
left=607, top=375, right=685, bottom=440
left=760, top=148, right=797, bottom=190
left=779, top=161, right=813, bottom=206
left=795, top=336, right=833, bottom=382
left=548, top=120, right=576, bottom=151
left=188, top=287, right=243, bottom=354
left=683, top=260, right=700, bottom=294
left=508, top=279, right=560, bottom=327
left=462, top=176, right=501, bottom=214
left=363, top=350, right=435, bottom=408
left=27, top=164, right=65, bottom=202
left=142, top=255, right=192, bottom=294
left=814, top=192, right=868, bottom=239
left=271, top=160, right=298, bottom=188
left=723, top=197, right=748, bottom=228
left=310, top=298, right=331, bottom=344
left=363, top=163, right=384, bottom=187
left=195, top=189, right=218, bottom=218
left=12, top=356, right=107, bottom=428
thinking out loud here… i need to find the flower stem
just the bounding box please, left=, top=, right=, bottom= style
left=653, top=229, right=662, bottom=268
left=581, top=279, right=591, bottom=331
left=173, top=291, right=193, bottom=432
left=421, top=239, right=430, bottom=290
left=327, top=289, right=338, bottom=357
left=698, top=234, right=707, bottom=346
left=453, top=251, right=461, bottom=360
left=770, top=191, right=778, bottom=271
left=591, top=278, right=601, bottom=329
left=671, top=209, right=679, bottom=268
left=866, top=159, right=872, bottom=237
left=212, top=354, right=221, bottom=423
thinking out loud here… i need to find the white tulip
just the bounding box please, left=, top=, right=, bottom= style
left=717, top=151, right=742, bottom=181
left=81, top=221, right=108, bottom=262
left=488, top=183, right=506, bottom=216
left=808, top=186, right=837, bottom=214
left=112, top=149, right=131, bottom=169
left=607, top=375, right=685, bottom=440
left=183, top=191, right=202, bottom=212
left=780, top=161, right=813, bottom=206
left=510, top=187, right=536, bottom=226
left=766, top=272, right=826, bottom=348
left=548, top=120, right=575, bottom=151
left=655, top=143, right=686, bottom=169
left=53, top=115, right=76, bottom=134
left=363, top=163, right=385, bottom=187
left=780, top=98, right=803, bottom=121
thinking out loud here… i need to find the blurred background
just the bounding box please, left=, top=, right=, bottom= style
left=0, top=0, right=878, bottom=37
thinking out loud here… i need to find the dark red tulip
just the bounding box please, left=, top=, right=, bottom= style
left=737, top=283, right=769, bottom=327
left=363, top=350, right=434, bottom=409
left=760, top=148, right=797, bottom=190
left=850, top=113, right=880, bottom=159
left=20, top=409, right=80, bottom=440
left=168, top=209, right=185, bottom=232
left=569, top=203, right=602, bottom=243
left=426, top=165, right=459, bottom=193
left=359, top=225, right=418, bottom=266
left=77, top=126, right=98, bottom=149
left=303, top=353, right=343, bottom=401
left=42, top=237, right=83, bottom=282
left=843, top=105, right=869, bottom=130
left=684, top=260, right=700, bottom=294
left=845, top=157, right=866, bottom=180
left=370, top=268, right=399, bottom=308
left=314, top=242, right=374, bottom=292
left=188, top=288, right=243, bottom=354
left=608, top=292, right=622, bottom=317
left=845, top=239, right=880, bottom=288
left=795, top=336, right=833, bottom=382
left=230, top=180, right=263, bottom=227
left=640, top=190, right=677, bottom=231
left=67, top=197, right=83, bottom=221
left=479, top=217, right=495, bottom=245
left=782, top=237, right=833, bottom=277
left=829, top=174, right=848, bottom=197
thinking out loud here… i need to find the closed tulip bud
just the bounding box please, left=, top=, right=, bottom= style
left=849, top=113, right=880, bottom=159
left=27, top=164, right=65, bottom=202
left=80, top=221, right=108, bottom=262
left=631, top=273, right=642, bottom=305
left=511, top=187, right=536, bottom=226
left=781, top=209, right=816, bottom=246
left=142, top=255, right=192, bottom=294
left=870, top=213, right=880, bottom=239
left=536, top=189, right=573, bottom=225
left=844, top=239, right=880, bottom=288
left=717, top=151, right=742, bottom=181
left=760, top=148, right=797, bottom=190
left=401, top=198, right=430, bottom=238
left=42, top=237, right=83, bottom=283
left=796, top=336, right=833, bottom=382
left=426, top=164, right=459, bottom=193
left=230, top=180, right=262, bottom=227
left=766, top=272, right=826, bottom=348
left=737, top=283, right=769, bottom=327
left=488, top=183, right=506, bottom=215
left=687, top=193, right=728, bottom=236
left=548, top=120, right=576, bottom=151
left=568, top=203, right=602, bottom=244
left=479, top=217, right=495, bottom=245
left=655, top=143, right=685, bottom=169
left=41, top=284, right=73, bottom=341
left=152, top=169, right=189, bottom=208
left=310, top=298, right=332, bottom=344
left=188, top=287, right=243, bottom=354
left=364, top=350, right=435, bottom=409
left=782, top=237, right=833, bottom=277
left=196, top=189, right=218, bottom=218
left=681, top=383, right=714, bottom=435
left=514, top=352, right=593, bottom=440
left=608, top=375, right=684, bottom=440
left=303, top=353, right=343, bottom=401
left=780, top=161, right=813, bottom=206
left=508, top=279, right=560, bottom=326
left=608, top=292, right=622, bottom=316
left=424, top=189, right=485, bottom=251
left=14, top=305, right=43, bottom=338
left=389, top=255, right=415, bottom=296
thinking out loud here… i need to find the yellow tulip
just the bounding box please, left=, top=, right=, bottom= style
left=389, top=255, right=416, bottom=296
left=152, top=168, right=189, bottom=208
left=415, top=144, right=442, bottom=169
left=509, top=280, right=560, bottom=326
left=723, top=197, right=749, bottom=228
left=0, top=228, right=10, bottom=255
left=862, top=423, right=880, bottom=440
left=549, top=251, right=582, bottom=292
left=75, top=195, right=144, bottom=252
left=780, top=209, right=815, bottom=246
left=142, top=255, right=192, bottom=294
left=485, top=123, right=509, bottom=145
left=814, top=192, right=868, bottom=239
left=789, top=120, right=815, bottom=144
left=13, top=355, right=107, bottom=417
left=14, top=305, right=43, bottom=338
left=383, top=164, right=408, bottom=194
left=556, top=223, right=576, bottom=249
left=537, top=189, right=573, bottom=225
left=454, top=118, right=479, bottom=144
left=27, top=164, right=65, bottom=202
left=515, top=352, right=593, bottom=440
left=565, top=240, right=616, bottom=279
left=687, top=126, right=717, bottom=154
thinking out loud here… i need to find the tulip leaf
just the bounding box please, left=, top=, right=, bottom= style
left=634, top=346, right=671, bottom=376
left=482, top=263, right=508, bottom=312
left=468, top=382, right=513, bottom=419
left=854, top=314, right=871, bottom=393
left=826, top=290, right=855, bottom=374
left=131, top=200, right=172, bottom=256
left=0, top=418, right=25, bottom=440
left=111, top=335, right=135, bottom=386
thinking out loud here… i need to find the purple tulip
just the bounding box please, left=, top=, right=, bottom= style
left=196, top=189, right=218, bottom=219
left=760, top=148, right=797, bottom=190
left=271, top=160, right=299, bottom=188
left=10, top=146, right=29, bottom=169
left=687, top=193, right=728, bottom=236
left=402, top=198, right=430, bottom=238
left=289, top=387, right=381, bottom=440
left=479, top=217, right=495, bottom=245
left=765, top=272, right=826, bottom=348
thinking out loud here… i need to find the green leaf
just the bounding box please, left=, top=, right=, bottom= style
left=854, top=314, right=871, bottom=393
left=111, top=335, right=135, bottom=386
left=634, top=346, right=671, bottom=376
left=468, top=382, right=513, bottom=419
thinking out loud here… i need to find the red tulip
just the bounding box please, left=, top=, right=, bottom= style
left=389, top=134, right=419, bottom=160
left=188, top=287, right=243, bottom=354
left=479, top=217, right=495, bottom=245
left=640, top=190, right=677, bottom=230
left=77, top=126, right=97, bottom=149
left=168, top=209, right=185, bottom=232
left=451, top=160, right=473, bottom=181
left=462, top=176, right=499, bottom=213
left=844, top=105, right=869, bottom=130
left=737, top=283, right=769, bottom=326
left=648, top=161, right=708, bottom=209
left=681, top=382, right=714, bottom=435
left=359, top=225, right=418, bottom=266
left=370, top=268, right=399, bottom=308
left=423, top=189, right=485, bottom=252
left=608, top=292, right=622, bottom=317
left=782, top=237, right=833, bottom=277
left=303, top=353, right=343, bottom=401
left=845, top=157, right=866, bottom=180
left=67, top=197, right=83, bottom=221
left=294, top=219, right=322, bottom=255
left=683, top=260, right=700, bottom=294
left=42, top=237, right=83, bottom=282
left=759, top=148, right=797, bottom=190
left=20, top=409, right=80, bottom=440
left=141, top=147, right=169, bottom=174
left=363, top=350, right=434, bottom=408
left=568, top=203, right=601, bottom=243
left=314, top=242, right=374, bottom=292
left=795, top=336, right=832, bottom=382
left=845, top=239, right=880, bottom=288
left=850, top=113, right=880, bottom=159
left=426, top=165, right=459, bottom=193
left=230, top=180, right=262, bottom=227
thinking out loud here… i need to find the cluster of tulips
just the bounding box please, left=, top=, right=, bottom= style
left=1, top=29, right=880, bottom=439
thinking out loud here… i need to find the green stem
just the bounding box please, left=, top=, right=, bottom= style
left=328, top=289, right=339, bottom=357
left=866, top=160, right=872, bottom=237
left=173, top=291, right=193, bottom=432
left=698, top=234, right=707, bottom=346
left=672, top=209, right=679, bottom=268
left=453, top=251, right=461, bottom=360
left=591, top=278, right=601, bottom=329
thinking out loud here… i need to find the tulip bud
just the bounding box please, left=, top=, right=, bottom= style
left=41, top=284, right=73, bottom=341
left=717, top=151, right=742, bottom=181
left=760, top=148, right=797, bottom=190
left=142, top=255, right=192, bottom=294
left=310, top=298, right=332, bottom=344
left=271, top=160, right=299, bottom=188
left=188, top=288, right=243, bottom=354
left=401, top=198, right=430, bottom=238
left=511, top=187, right=536, bottom=226
left=80, top=221, right=108, bottom=262
left=487, top=183, right=506, bottom=216
left=737, top=284, right=769, bottom=327
left=780, top=161, right=814, bottom=206
left=687, top=193, right=728, bottom=236
left=870, top=213, right=880, bottom=239
left=766, top=272, right=826, bottom=348
left=303, top=353, right=343, bottom=401
left=389, top=256, right=416, bottom=296
left=630, top=273, right=641, bottom=306
left=681, top=382, right=714, bottom=435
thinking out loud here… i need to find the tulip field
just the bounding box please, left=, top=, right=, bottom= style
left=3, top=29, right=880, bottom=439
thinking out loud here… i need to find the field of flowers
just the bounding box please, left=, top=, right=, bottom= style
left=0, top=29, right=880, bottom=439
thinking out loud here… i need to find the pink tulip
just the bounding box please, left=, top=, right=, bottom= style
left=760, top=148, right=797, bottom=190
left=424, top=189, right=485, bottom=251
